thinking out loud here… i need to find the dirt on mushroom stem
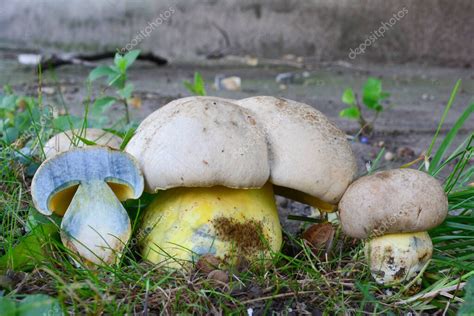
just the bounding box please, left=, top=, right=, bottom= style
left=212, top=217, right=269, bottom=256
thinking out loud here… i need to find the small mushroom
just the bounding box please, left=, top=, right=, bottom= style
left=31, top=147, right=144, bottom=265
left=44, top=128, right=121, bottom=159
left=236, top=96, right=357, bottom=211
left=339, top=168, right=448, bottom=285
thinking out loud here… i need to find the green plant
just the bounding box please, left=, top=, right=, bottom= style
left=0, top=294, right=63, bottom=316
left=88, top=49, right=141, bottom=125
left=183, top=72, right=207, bottom=96
left=339, top=77, right=390, bottom=135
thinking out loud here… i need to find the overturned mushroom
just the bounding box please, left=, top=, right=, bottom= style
left=126, top=97, right=280, bottom=266
left=339, top=168, right=448, bottom=285
left=44, top=128, right=121, bottom=159
left=236, top=96, right=357, bottom=211
left=31, top=147, right=144, bottom=265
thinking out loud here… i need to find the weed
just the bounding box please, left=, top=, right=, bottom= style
left=339, top=77, right=391, bottom=136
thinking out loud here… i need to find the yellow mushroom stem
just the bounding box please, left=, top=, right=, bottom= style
left=139, top=182, right=282, bottom=268
left=365, top=231, right=433, bottom=285
left=273, top=185, right=336, bottom=212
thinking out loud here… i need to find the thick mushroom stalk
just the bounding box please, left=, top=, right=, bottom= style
left=339, top=169, right=448, bottom=285
left=31, top=147, right=144, bottom=265
left=366, top=232, right=433, bottom=284
left=140, top=183, right=281, bottom=267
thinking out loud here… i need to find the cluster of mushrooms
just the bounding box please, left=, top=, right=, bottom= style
left=30, top=96, right=448, bottom=285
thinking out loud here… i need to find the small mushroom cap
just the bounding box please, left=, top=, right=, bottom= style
left=44, top=128, right=121, bottom=159
left=236, top=96, right=357, bottom=204
left=125, top=97, right=270, bottom=192
left=339, top=168, right=448, bottom=239
left=366, top=232, right=433, bottom=284
left=31, top=147, right=144, bottom=216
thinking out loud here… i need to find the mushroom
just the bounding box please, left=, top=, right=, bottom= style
left=126, top=97, right=280, bottom=266
left=236, top=96, right=357, bottom=212
left=126, top=96, right=356, bottom=267
left=31, top=147, right=144, bottom=265
left=339, top=168, right=448, bottom=284
left=44, top=128, right=121, bottom=159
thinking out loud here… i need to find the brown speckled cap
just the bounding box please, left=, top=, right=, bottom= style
left=237, top=96, right=357, bottom=204
left=339, top=168, right=448, bottom=239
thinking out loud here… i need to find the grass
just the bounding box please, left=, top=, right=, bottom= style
left=0, top=70, right=473, bottom=314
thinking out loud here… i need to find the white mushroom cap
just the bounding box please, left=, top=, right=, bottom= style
left=236, top=96, right=357, bottom=204
left=44, top=128, right=121, bottom=159
left=125, top=97, right=270, bottom=192
left=339, top=168, right=448, bottom=239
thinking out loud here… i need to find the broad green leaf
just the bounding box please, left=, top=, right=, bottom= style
left=26, top=209, right=60, bottom=232
left=0, top=223, right=59, bottom=272
left=123, top=50, right=140, bottom=69
left=374, top=104, right=383, bottom=112
left=183, top=81, right=195, bottom=94
left=339, top=106, right=360, bottom=120
left=52, top=115, right=83, bottom=131
left=0, top=95, right=17, bottom=111
left=88, top=66, right=117, bottom=81
left=18, top=294, right=63, bottom=316
left=4, top=127, right=19, bottom=143
left=114, top=53, right=128, bottom=73
left=193, top=72, right=206, bottom=96
left=183, top=72, right=207, bottom=96
left=362, top=77, right=382, bottom=109
left=0, top=297, right=16, bottom=316
left=118, top=83, right=134, bottom=99
left=341, top=88, right=356, bottom=106
left=91, top=96, right=116, bottom=118
left=108, top=73, right=126, bottom=89
left=458, top=276, right=474, bottom=315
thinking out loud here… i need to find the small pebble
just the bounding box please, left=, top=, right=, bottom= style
left=42, top=87, right=56, bottom=95
left=17, top=54, right=41, bottom=66
left=276, top=72, right=296, bottom=84
left=214, top=75, right=241, bottom=91
left=384, top=151, right=395, bottom=161
left=245, top=56, right=258, bottom=66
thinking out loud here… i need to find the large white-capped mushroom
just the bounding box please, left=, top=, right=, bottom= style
left=236, top=96, right=357, bottom=211
left=31, top=147, right=144, bottom=265
left=127, top=96, right=357, bottom=267
left=126, top=97, right=280, bottom=266
left=44, top=128, right=121, bottom=159
left=339, top=168, right=448, bottom=285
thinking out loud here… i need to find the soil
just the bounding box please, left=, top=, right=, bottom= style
left=213, top=217, right=267, bottom=255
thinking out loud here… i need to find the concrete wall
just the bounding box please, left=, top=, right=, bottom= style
left=0, top=0, right=473, bottom=65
